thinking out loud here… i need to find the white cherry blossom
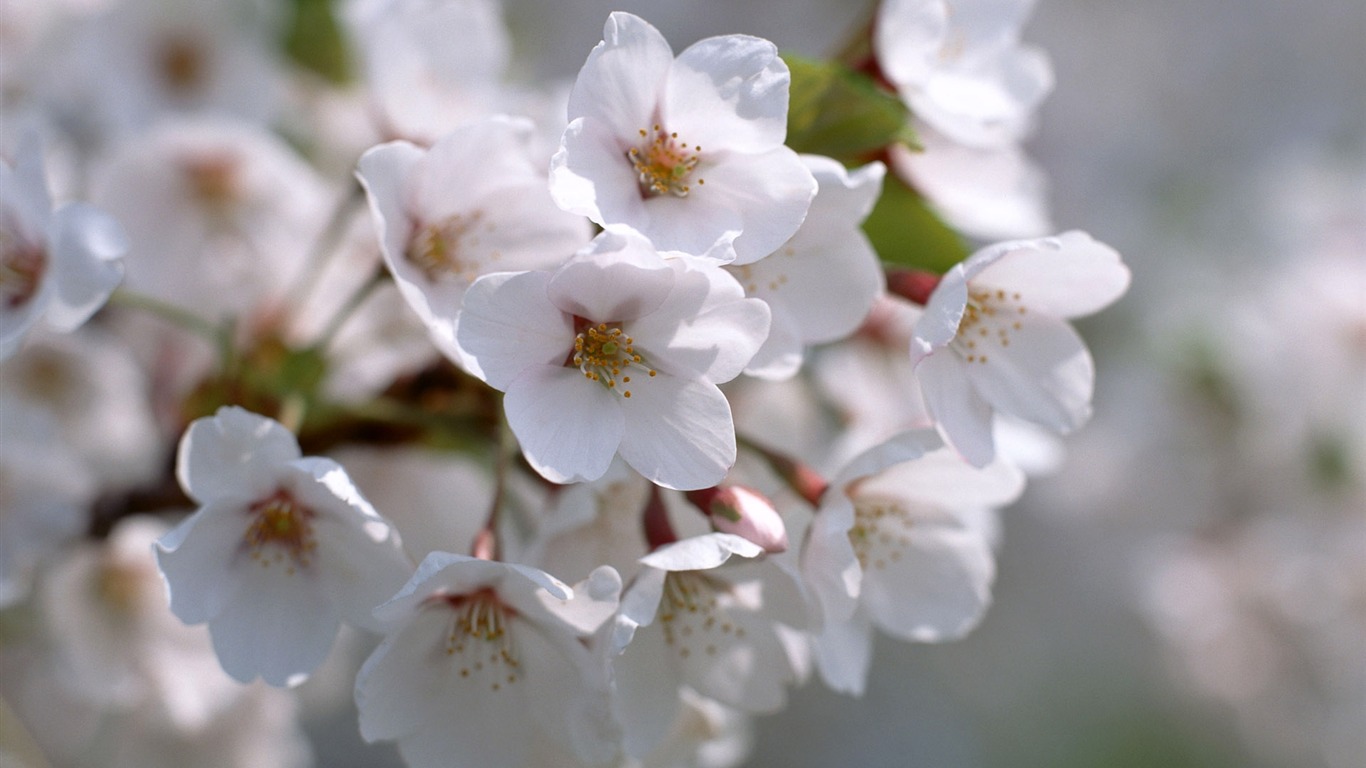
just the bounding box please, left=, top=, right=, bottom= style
left=155, top=407, right=413, bottom=687
left=910, top=231, right=1130, bottom=466
left=457, top=228, right=770, bottom=490
left=612, top=533, right=804, bottom=758
left=1, top=137, right=126, bottom=360
left=550, top=12, right=816, bottom=263
left=875, top=0, right=1053, bottom=149
left=800, top=430, right=1023, bottom=694
left=357, top=115, right=592, bottom=375
left=354, top=552, right=621, bottom=768
left=731, top=155, right=886, bottom=380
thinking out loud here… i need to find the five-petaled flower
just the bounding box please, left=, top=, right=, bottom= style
left=550, top=12, right=817, bottom=263
left=155, top=406, right=413, bottom=687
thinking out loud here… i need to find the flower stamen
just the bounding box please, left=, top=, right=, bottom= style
left=628, top=125, right=704, bottom=198
left=243, top=489, right=317, bottom=573
left=571, top=322, right=656, bottom=398
left=0, top=232, right=46, bottom=309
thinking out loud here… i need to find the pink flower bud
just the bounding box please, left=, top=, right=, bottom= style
left=694, top=486, right=788, bottom=554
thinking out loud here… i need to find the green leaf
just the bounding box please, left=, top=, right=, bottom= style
left=784, top=54, right=916, bottom=163
left=862, top=172, right=969, bottom=274
left=283, top=0, right=352, bottom=85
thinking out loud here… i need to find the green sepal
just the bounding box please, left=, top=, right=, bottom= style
left=283, top=0, right=353, bottom=85
left=784, top=54, right=917, bottom=164
left=862, top=170, right=969, bottom=275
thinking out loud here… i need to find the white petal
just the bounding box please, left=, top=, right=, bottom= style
left=45, top=202, right=125, bottom=331
left=917, top=350, right=997, bottom=466
left=640, top=532, right=763, bottom=572
left=617, top=375, right=734, bottom=491
left=550, top=116, right=648, bottom=225
left=520, top=619, right=621, bottom=766
left=567, top=12, right=674, bottom=140
left=858, top=446, right=1025, bottom=509
left=613, top=616, right=684, bottom=757
left=505, top=364, right=623, bottom=485
left=630, top=261, right=770, bottom=383
left=175, top=407, right=301, bottom=504
left=356, top=607, right=461, bottom=741
left=457, top=271, right=573, bottom=390
left=547, top=229, right=674, bottom=321
left=875, top=0, right=950, bottom=89
left=154, top=499, right=251, bottom=624
left=911, top=263, right=969, bottom=366
left=741, top=306, right=803, bottom=380
left=800, top=496, right=862, bottom=626
left=965, top=310, right=1094, bottom=434
left=812, top=610, right=874, bottom=696
left=973, top=231, right=1131, bottom=318
left=665, top=34, right=789, bottom=153
left=688, top=146, right=817, bottom=264
left=208, top=562, right=338, bottom=686
left=860, top=508, right=995, bottom=643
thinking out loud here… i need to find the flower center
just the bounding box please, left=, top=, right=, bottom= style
left=0, top=230, right=46, bottom=309
left=181, top=153, right=242, bottom=211
left=437, top=588, right=521, bottom=692
left=571, top=321, right=656, bottom=399
left=404, top=212, right=491, bottom=283
left=953, top=287, right=1027, bottom=365
left=243, top=489, right=317, bottom=572
left=850, top=495, right=916, bottom=572
left=627, top=125, right=704, bottom=198
left=158, top=35, right=207, bottom=95
left=658, top=572, right=746, bottom=661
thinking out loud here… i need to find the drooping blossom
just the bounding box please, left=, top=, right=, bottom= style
left=910, top=231, right=1130, bottom=466
left=354, top=552, right=621, bottom=768
left=800, top=430, right=1023, bottom=694
left=612, top=533, right=805, bottom=758
left=550, top=12, right=816, bottom=263
left=155, top=406, right=413, bottom=687
left=457, top=227, right=770, bottom=490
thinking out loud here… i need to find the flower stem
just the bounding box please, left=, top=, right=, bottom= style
left=310, top=264, right=387, bottom=351
left=736, top=435, right=829, bottom=506
left=108, top=288, right=234, bottom=364
left=286, top=177, right=366, bottom=312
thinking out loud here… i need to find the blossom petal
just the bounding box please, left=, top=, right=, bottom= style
left=45, top=202, right=126, bottom=331
left=356, top=607, right=460, bottom=742
left=973, top=230, right=1131, bottom=318
left=567, top=12, right=673, bottom=139
left=640, top=532, right=763, bottom=572
left=175, top=406, right=302, bottom=504
left=550, top=116, right=647, bottom=225
left=154, top=499, right=251, bottom=624
left=858, top=447, right=1025, bottom=509
left=617, top=375, right=733, bottom=491
left=917, top=350, right=997, bottom=466
left=860, top=507, right=996, bottom=643
left=965, top=310, right=1094, bottom=434
left=686, top=146, right=816, bottom=264
left=547, top=229, right=674, bottom=321
left=208, top=562, right=338, bottom=686
left=666, top=34, right=789, bottom=153
left=505, top=364, right=623, bottom=485
left=457, top=271, right=573, bottom=390
left=812, top=610, right=874, bottom=696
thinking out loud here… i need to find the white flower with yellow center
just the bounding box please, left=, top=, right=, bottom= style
left=1, top=138, right=126, bottom=360
left=357, top=116, right=592, bottom=376
left=457, top=228, right=771, bottom=491
left=911, top=231, right=1130, bottom=466
left=800, top=430, right=1023, bottom=695
left=550, top=12, right=817, bottom=263
left=354, top=553, right=621, bottom=768
left=154, top=406, right=414, bottom=687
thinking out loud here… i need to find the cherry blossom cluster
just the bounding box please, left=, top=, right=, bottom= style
left=0, top=1, right=1128, bottom=766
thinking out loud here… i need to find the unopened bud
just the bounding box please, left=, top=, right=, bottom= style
left=688, top=486, right=788, bottom=554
